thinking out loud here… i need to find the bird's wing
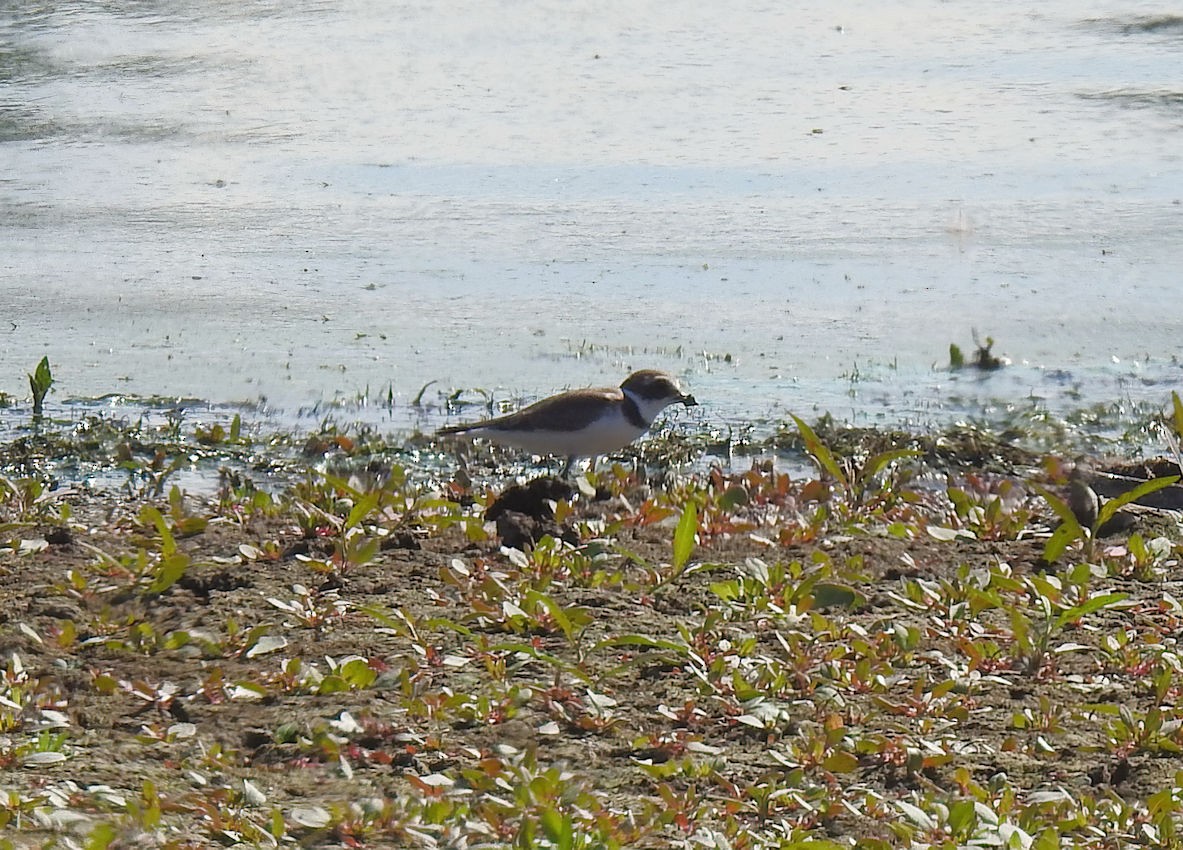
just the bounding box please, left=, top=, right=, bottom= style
left=438, top=387, right=622, bottom=435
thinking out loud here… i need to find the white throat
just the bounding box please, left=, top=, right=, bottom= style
left=623, top=388, right=676, bottom=426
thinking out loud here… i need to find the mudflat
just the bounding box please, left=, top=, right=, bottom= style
left=3, top=410, right=1183, bottom=847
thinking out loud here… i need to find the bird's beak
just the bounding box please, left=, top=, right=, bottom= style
left=681, top=393, right=698, bottom=407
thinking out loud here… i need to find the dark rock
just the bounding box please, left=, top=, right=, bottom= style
left=44, top=526, right=73, bottom=546
left=495, top=510, right=563, bottom=550
left=485, top=476, right=574, bottom=523
left=381, top=529, right=421, bottom=551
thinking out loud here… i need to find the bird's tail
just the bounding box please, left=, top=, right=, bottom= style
left=436, top=423, right=475, bottom=437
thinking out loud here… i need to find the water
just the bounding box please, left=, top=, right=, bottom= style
left=2, top=1, right=1181, bottom=442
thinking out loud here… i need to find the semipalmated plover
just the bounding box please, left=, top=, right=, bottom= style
left=437, top=369, right=697, bottom=474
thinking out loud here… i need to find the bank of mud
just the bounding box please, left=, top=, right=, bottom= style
left=1, top=409, right=1183, bottom=846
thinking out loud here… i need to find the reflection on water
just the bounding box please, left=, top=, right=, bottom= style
left=1, top=0, right=1181, bottom=443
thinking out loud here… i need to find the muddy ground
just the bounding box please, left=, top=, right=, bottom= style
left=2, top=438, right=1183, bottom=847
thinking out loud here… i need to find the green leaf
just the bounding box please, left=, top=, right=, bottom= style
left=1034, top=484, right=1082, bottom=531
left=422, top=616, right=475, bottom=637
left=316, top=675, right=348, bottom=694
left=413, top=380, right=437, bottom=407
left=591, top=635, right=689, bottom=654
left=947, top=798, right=978, bottom=837
left=1032, top=826, right=1061, bottom=850
left=821, top=750, right=859, bottom=774
left=339, top=658, right=377, bottom=688
left=1079, top=701, right=1122, bottom=716
left=949, top=343, right=965, bottom=370
left=709, top=580, right=741, bottom=602
left=173, top=516, right=208, bottom=536
left=862, top=448, right=921, bottom=480
left=672, top=501, right=697, bottom=571
left=85, top=822, right=119, bottom=850
left=1173, top=391, right=1183, bottom=439
left=1042, top=521, right=1078, bottom=564
left=486, top=641, right=588, bottom=680
left=791, top=414, right=848, bottom=489
left=539, top=807, right=571, bottom=850
left=719, top=484, right=749, bottom=511
left=345, top=490, right=382, bottom=529
left=525, top=590, right=574, bottom=641
left=269, top=807, right=286, bottom=839
left=28, top=357, right=54, bottom=414
left=1034, top=484, right=1085, bottom=561
left=811, top=582, right=864, bottom=609
left=34, top=357, right=52, bottom=387
left=163, top=630, right=191, bottom=650
left=1128, top=532, right=1147, bottom=563
left=139, top=505, right=176, bottom=556
left=322, top=472, right=361, bottom=500
left=147, top=553, right=189, bottom=595
left=1054, top=592, right=1128, bottom=630
left=1096, top=475, right=1179, bottom=527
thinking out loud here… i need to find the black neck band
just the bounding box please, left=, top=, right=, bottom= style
left=622, top=394, right=648, bottom=429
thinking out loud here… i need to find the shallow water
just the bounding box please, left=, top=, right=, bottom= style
left=2, top=1, right=1181, bottom=441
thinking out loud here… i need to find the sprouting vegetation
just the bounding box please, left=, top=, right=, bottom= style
left=28, top=356, right=53, bottom=418
left=0, top=391, right=1182, bottom=847
left=949, top=329, right=1006, bottom=371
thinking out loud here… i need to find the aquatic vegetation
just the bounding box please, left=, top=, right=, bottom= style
left=949, top=329, right=1006, bottom=372
left=27, top=356, right=53, bottom=418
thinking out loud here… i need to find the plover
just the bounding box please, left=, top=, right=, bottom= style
left=436, top=369, right=697, bottom=475
left=1067, top=463, right=1099, bottom=531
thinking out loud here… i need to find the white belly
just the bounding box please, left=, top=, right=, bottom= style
left=475, top=416, right=647, bottom=457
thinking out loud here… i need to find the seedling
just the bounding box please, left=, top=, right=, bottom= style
left=949, top=330, right=1005, bottom=371
left=27, top=356, right=53, bottom=418
left=119, top=444, right=189, bottom=497
left=791, top=414, right=919, bottom=510
left=1008, top=580, right=1128, bottom=675
left=661, top=499, right=698, bottom=591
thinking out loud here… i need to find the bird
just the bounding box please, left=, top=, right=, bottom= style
left=436, top=369, right=698, bottom=475
left=1067, top=462, right=1099, bottom=532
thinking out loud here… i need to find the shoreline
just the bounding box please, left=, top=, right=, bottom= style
left=0, top=390, right=1179, bottom=500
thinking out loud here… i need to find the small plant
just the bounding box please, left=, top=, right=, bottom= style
left=28, top=356, right=53, bottom=417
left=267, top=584, right=349, bottom=634
left=1003, top=575, right=1129, bottom=676
left=791, top=414, right=919, bottom=511
left=656, top=499, right=698, bottom=592
left=1163, top=391, right=1183, bottom=473
left=118, top=443, right=189, bottom=498
left=944, top=474, right=1033, bottom=540
left=949, top=330, right=1005, bottom=371
left=195, top=413, right=246, bottom=446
